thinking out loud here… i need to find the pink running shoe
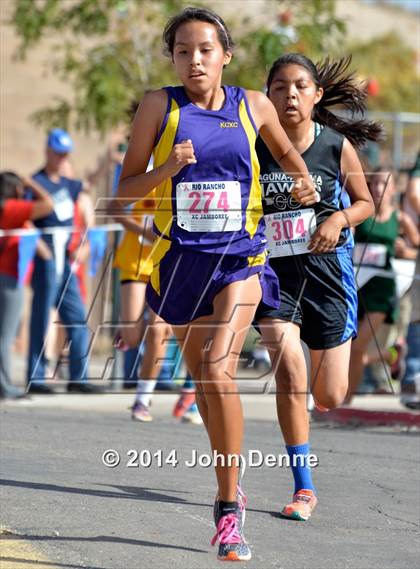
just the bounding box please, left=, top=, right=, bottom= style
left=281, top=489, right=318, bottom=521
left=211, top=513, right=251, bottom=561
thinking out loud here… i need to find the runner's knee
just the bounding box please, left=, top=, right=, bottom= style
left=312, top=383, right=347, bottom=409
left=274, top=350, right=307, bottom=394
left=200, top=363, right=238, bottom=397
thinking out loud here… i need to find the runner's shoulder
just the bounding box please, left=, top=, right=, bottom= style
left=137, top=89, right=168, bottom=114
left=244, top=90, right=269, bottom=109
left=133, top=90, right=169, bottom=135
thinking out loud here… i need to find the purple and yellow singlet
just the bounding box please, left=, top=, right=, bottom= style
left=152, top=85, right=267, bottom=255
left=146, top=85, right=280, bottom=324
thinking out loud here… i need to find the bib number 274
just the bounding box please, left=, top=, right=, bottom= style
left=188, top=191, right=230, bottom=214
left=176, top=181, right=242, bottom=232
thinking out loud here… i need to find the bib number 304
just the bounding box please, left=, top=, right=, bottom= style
left=265, top=209, right=316, bottom=257
left=176, top=181, right=242, bottom=232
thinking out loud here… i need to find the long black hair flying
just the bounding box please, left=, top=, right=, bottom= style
left=267, top=53, right=384, bottom=148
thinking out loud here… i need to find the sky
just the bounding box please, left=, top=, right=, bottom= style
left=362, top=0, right=420, bottom=12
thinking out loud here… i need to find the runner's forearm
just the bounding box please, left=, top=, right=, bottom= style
left=278, top=147, right=313, bottom=185
left=117, top=163, right=170, bottom=204
left=331, top=200, right=374, bottom=229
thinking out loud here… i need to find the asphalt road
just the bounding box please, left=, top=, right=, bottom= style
left=0, top=404, right=419, bottom=569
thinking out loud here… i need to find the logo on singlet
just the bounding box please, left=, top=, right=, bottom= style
left=260, top=172, right=322, bottom=211
left=219, top=121, right=238, bottom=128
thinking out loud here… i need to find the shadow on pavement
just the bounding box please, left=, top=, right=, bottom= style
left=0, top=555, right=108, bottom=569
left=2, top=532, right=207, bottom=554
left=0, top=479, right=207, bottom=507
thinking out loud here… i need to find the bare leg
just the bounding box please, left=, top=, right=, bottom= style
left=310, top=339, right=352, bottom=409
left=119, top=281, right=147, bottom=348
left=259, top=319, right=318, bottom=506
left=138, top=310, right=172, bottom=381
left=173, top=275, right=262, bottom=502
left=346, top=312, right=386, bottom=403
left=259, top=319, right=309, bottom=445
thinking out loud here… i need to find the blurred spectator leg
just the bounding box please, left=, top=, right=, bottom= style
left=0, top=274, right=26, bottom=399
left=57, top=262, right=90, bottom=389
left=155, top=338, right=179, bottom=391
left=27, top=257, right=58, bottom=393
left=366, top=323, right=397, bottom=393
left=400, top=322, right=420, bottom=410
left=124, top=346, right=142, bottom=389
left=347, top=312, right=385, bottom=402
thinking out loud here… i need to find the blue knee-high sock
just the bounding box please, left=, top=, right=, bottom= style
left=286, top=443, right=316, bottom=494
